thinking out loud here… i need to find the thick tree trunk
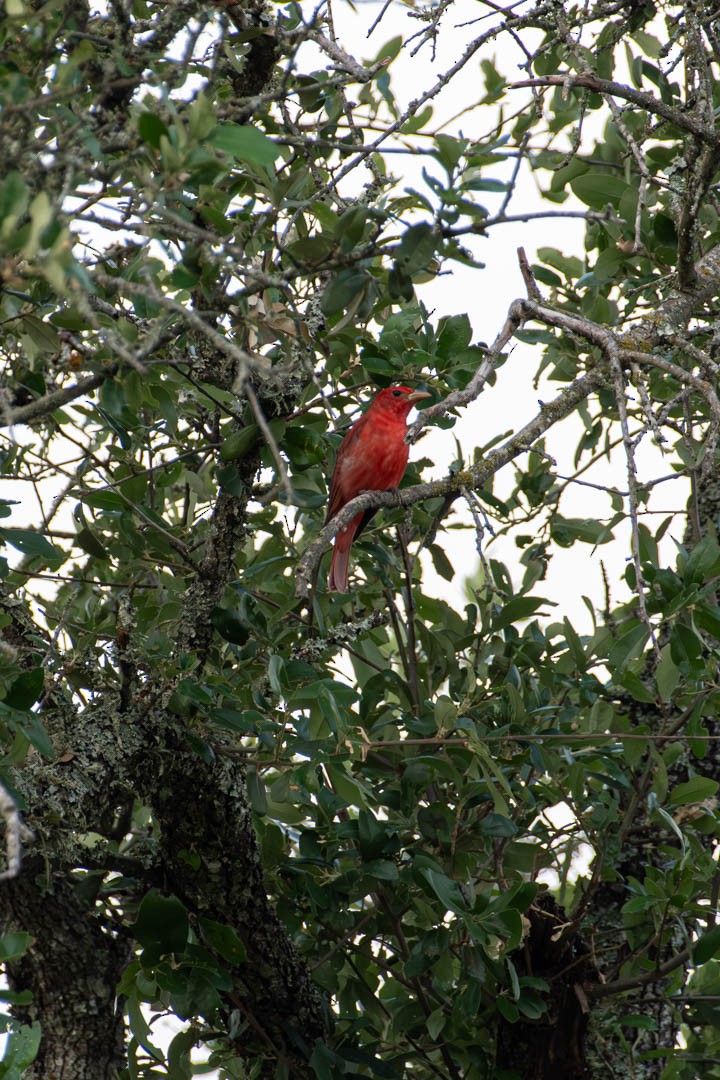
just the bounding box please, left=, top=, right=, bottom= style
left=1, top=872, right=132, bottom=1079
left=496, top=894, right=596, bottom=1079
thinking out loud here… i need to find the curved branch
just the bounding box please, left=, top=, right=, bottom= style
left=295, top=365, right=605, bottom=597
left=590, top=866, right=720, bottom=999
left=510, top=74, right=717, bottom=144
left=299, top=258, right=720, bottom=599
left=4, top=371, right=112, bottom=428
left=406, top=298, right=525, bottom=444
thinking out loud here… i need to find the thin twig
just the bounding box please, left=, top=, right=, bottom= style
left=610, top=354, right=661, bottom=660
left=398, top=529, right=422, bottom=715
left=242, top=380, right=293, bottom=504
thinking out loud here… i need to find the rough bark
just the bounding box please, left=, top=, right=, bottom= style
left=142, top=737, right=327, bottom=1061
left=0, top=2, right=323, bottom=1072
left=496, top=894, right=598, bottom=1080
left=0, top=392, right=327, bottom=1074
left=1, top=871, right=132, bottom=1080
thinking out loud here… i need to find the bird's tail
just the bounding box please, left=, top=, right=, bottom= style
left=328, top=515, right=360, bottom=592
left=328, top=542, right=351, bottom=592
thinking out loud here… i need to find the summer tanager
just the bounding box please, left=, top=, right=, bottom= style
left=326, top=385, right=430, bottom=592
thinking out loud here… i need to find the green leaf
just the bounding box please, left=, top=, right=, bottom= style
left=219, top=425, right=260, bottom=462
left=608, top=623, right=650, bottom=673
left=309, top=1041, right=352, bottom=1080
left=81, top=491, right=125, bottom=511
left=127, top=994, right=163, bottom=1061
left=426, top=1006, right=445, bottom=1040
left=494, top=596, right=549, bottom=629
left=401, top=105, right=433, bottom=134
left=667, top=777, right=718, bottom=807
left=25, top=191, right=53, bottom=258
left=684, top=536, right=720, bottom=583
left=4, top=669, right=44, bottom=710
left=0, top=989, right=32, bottom=1007
left=21, top=315, right=60, bottom=353
left=479, top=814, right=518, bottom=837
left=138, top=112, right=169, bottom=149
left=363, top=859, right=399, bottom=882
left=210, top=607, right=250, bottom=645
left=550, top=517, right=613, bottom=546
left=694, top=923, right=720, bottom=964
left=0, top=932, right=33, bottom=964
left=617, top=670, right=655, bottom=703
left=496, top=996, right=519, bottom=1023
left=0, top=1021, right=41, bottom=1077
left=428, top=543, right=454, bottom=581
left=198, top=917, right=247, bottom=965
left=325, top=763, right=371, bottom=809
left=374, top=34, right=403, bottom=64
left=188, top=91, right=216, bottom=138
left=496, top=882, right=537, bottom=913
left=695, top=602, right=720, bottom=640
left=268, top=654, right=286, bottom=694
left=619, top=1014, right=658, bottom=1030
left=563, top=616, right=586, bottom=668
left=433, top=133, right=468, bottom=172
left=167, top=1028, right=195, bottom=1080
left=1, top=529, right=63, bottom=563
left=517, top=990, right=547, bottom=1020
left=394, top=223, right=436, bottom=274
left=133, top=891, right=189, bottom=955
left=210, top=124, right=279, bottom=166
left=76, top=528, right=108, bottom=559
left=655, top=647, right=679, bottom=701
left=246, top=766, right=268, bottom=815
left=671, top=622, right=703, bottom=665
left=320, top=269, right=368, bottom=316
left=569, top=173, right=629, bottom=209
left=420, top=868, right=469, bottom=914
left=404, top=930, right=451, bottom=979
left=0, top=171, right=28, bottom=237
left=21, top=714, right=55, bottom=759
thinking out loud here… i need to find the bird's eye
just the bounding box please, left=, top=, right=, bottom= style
left=391, top=390, right=403, bottom=397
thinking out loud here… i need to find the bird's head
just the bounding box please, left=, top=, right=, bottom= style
left=370, top=385, right=431, bottom=419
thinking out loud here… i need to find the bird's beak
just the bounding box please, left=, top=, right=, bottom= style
left=407, top=390, right=431, bottom=405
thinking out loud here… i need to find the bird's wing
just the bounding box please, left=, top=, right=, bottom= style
left=325, top=411, right=370, bottom=521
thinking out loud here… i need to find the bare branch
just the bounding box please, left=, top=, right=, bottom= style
left=406, top=298, right=526, bottom=444
left=510, top=74, right=718, bottom=144
left=4, top=371, right=113, bottom=428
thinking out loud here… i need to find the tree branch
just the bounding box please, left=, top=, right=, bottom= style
left=4, top=371, right=113, bottom=428
left=296, top=358, right=606, bottom=597
left=509, top=74, right=717, bottom=144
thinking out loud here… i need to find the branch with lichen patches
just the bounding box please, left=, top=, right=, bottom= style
left=291, top=610, right=391, bottom=662
left=300, top=277, right=720, bottom=597
left=406, top=300, right=525, bottom=444
left=295, top=368, right=606, bottom=597
left=509, top=74, right=718, bottom=144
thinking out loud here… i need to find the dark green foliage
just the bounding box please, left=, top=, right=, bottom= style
left=1, top=2, right=720, bottom=1078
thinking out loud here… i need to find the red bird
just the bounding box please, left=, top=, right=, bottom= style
left=326, top=385, right=430, bottom=592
